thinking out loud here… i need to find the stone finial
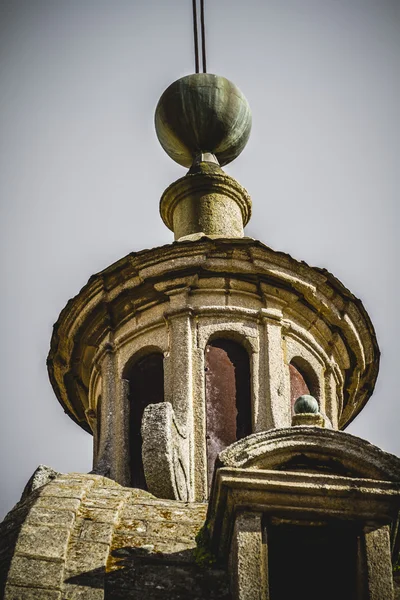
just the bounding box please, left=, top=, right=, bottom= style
left=155, top=74, right=251, bottom=168
left=155, top=73, right=252, bottom=241
left=294, top=395, right=319, bottom=414
left=292, top=395, right=325, bottom=427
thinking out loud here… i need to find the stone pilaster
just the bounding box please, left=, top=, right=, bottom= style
left=229, top=512, right=268, bottom=600
left=361, top=525, right=394, bottom=600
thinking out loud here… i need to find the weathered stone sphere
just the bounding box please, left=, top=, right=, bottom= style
left=155, top=73, right=252, bottom=168
left=294, top=395, right=319, bottom=414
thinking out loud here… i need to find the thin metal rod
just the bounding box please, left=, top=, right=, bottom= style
left=192, top=0, right=200, bottom=73
left=200, top=0, right=207, bottom=73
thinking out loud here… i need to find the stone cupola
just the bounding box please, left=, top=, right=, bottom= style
left=3, top=64, right=399, bottom=600
left=47, top=72, right=379, bottom=504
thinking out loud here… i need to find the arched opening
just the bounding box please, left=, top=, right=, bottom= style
left=205, top=338, right=252, bottom=489
left=289, top=358, right=319, bottom=414
left=126, top=352, right=164, bottom=489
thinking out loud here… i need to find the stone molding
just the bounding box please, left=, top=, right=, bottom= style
left=159, top=170, right=252, bottom=239
left=217, top=427, right=400, bottom=481
left=208, top=466, right=400, bottom=560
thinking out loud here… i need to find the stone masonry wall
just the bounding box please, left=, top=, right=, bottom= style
left=0, top=473, right=230, bottom=599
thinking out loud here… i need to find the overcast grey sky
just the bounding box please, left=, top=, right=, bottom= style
left=0, top=0, right=399, bottom=519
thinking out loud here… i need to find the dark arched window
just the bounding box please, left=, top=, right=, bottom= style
left=289, top=358, right=318, bottom=413
left=205, top=339, right=252, bottom=489
left=127, top=353, right=164, bottom=489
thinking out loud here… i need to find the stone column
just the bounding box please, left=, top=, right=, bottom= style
left=94, top=345, right=130, bottom=486
left=192, top=345, right=208, bottom=501
left=324, top=366, right=339, bottom=429
left=94, top=347, right=116, bottom=480
left=229, top=512, right=268, bottom=600
left=259, top=302, right=290, bottom=430
left=116, top=378, right=130, bottom=487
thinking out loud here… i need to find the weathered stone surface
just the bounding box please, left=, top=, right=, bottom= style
left=362, top=525, right=394, bottom=599
left=291, top=412, right=325, bottom=427
left=14, top=524, right=71, bottom=560
left=229, top=512, right=267, bottom=600
left=65, top=540, right=109, bottom=575
left=5, top=586, right=61, bottom=600
left=6, top=555, right=64, bottom=589
left=35, top=496, right=81, bottom=511
left=1, top=473, right=229, bottom=599
left=142, top=402, right=190, bottom=501
left=160, top=165, right=251, bottom=240
left=25, top=506, right=76, bottom=528
left=21, top=465, right=60, bottom=500
left=77, top=519, right=114, bottom=544
left=217, top=427, right=400, bottom=481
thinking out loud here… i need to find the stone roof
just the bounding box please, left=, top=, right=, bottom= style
left=0, top=472, right=229, bottom=599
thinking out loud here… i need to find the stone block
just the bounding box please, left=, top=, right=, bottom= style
left=78, top=507, right=119, bottom=523
left=86, top=488, right=132, bottom=500
left=115, top=517, right=148, bottom=536
left=110, top=533, right=195, bottom=558
left=65, top=541, right=109, bottom=575
left=25, top=506, right=76, bottom=528
left=39, top=485, right=87, bottom=500
left=292, top=413, right=325, bottom=427
left=78, top=519, right=115, bottom=544
left=5, top=585, right=62, bottom=600
left=15, top=525, right=71, bottom=560
left=7, top=555, right=64, bottom=589
left=147, top=520, right=201, bottom=542
left=83, top=497, right=124, bottom=510
left=35, top=496, right=81, bottom=511
left=62, top=583, right=104, bottom=600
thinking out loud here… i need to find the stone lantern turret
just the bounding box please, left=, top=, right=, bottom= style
left=46, top=73, right=379, bottom=505
left=2, top=71, right=400, bottom=600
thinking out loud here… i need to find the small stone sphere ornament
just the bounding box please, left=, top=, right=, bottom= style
left=155, top=73, right=252, bottom=168
left=294, top=395, right=319, bottom=414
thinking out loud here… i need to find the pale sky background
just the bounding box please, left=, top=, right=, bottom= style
left=0, top=0, right=399, bottom=519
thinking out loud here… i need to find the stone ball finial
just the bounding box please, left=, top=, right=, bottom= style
left=294, top=395, right=319, bottom=414
left=155, top=73, right=252, bottom=168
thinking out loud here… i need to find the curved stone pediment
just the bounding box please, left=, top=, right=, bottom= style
left=217, top=427, right=400, bottom=482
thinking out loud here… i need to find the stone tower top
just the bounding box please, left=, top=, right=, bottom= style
left=155, top=74, right=252, bottom=240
